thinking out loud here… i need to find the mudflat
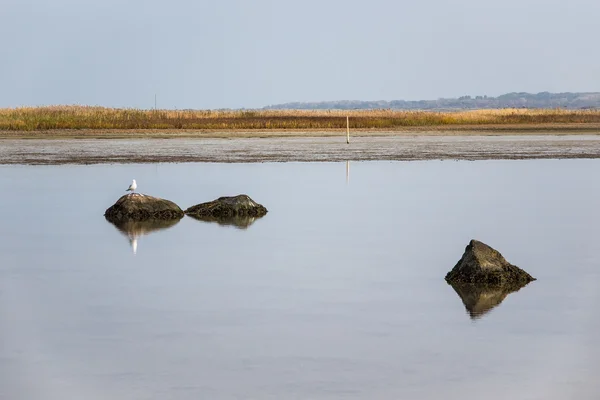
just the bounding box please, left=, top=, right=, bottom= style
left=1, top=123, right=600, bottom=139
left=2, top=134, right=600, bottom=165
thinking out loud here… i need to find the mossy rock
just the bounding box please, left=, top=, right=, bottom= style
left=185, top=194, right=267, bottom=218
left=105, top=193, right=184, bottom=222
left=445, top=240, right=536, bottom=286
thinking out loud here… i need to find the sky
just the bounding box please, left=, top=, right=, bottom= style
left=1, top=0, right=599, bottom=109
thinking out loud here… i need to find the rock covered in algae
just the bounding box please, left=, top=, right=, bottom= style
left=185, top=194, right=267, bottom=218
left=104, top=193, right=184, bottom=221
left=445, top=240, right=535, bottom=286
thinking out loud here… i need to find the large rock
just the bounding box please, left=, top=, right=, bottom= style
left=449, top=282, right=528, bottom=320
left=445, top=240, right=535, bottom=286
left=105, top=193, right=184, bottom=222
left=185, top=194, right=267, bottom=218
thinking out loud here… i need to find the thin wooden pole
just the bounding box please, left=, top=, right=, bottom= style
left=346, top=116, right=350, bottom=144
left=154, top=94, right=157, bottom=110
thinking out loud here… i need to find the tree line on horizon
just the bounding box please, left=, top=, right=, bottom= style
left=263, top=92, right=600, bottom=110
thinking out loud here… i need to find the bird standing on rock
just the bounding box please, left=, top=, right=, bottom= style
left=126, top=179, right=137, bottom=193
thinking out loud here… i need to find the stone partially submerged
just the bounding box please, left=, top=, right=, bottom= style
left=105, top=193, right=184, bottom=222
left=185, top=194, right=267, bottom=219
left=445, top=240, right=535, bottom=286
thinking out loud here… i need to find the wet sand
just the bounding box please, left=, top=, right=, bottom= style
left=2, top=135, right=600, bottom=164
left=2, top=123, right=600, bottom=139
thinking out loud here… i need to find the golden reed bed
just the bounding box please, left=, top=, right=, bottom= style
left=1, top=106, right=600, bottom=132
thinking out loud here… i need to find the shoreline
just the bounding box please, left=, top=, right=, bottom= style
left=2, top=135, right=600, bottom=165
left=1, top=123, right=600, bottom=139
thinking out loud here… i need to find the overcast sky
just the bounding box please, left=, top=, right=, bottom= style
left=1, top=0, right=599, bottom=109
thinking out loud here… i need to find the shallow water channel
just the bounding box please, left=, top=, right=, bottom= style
left=0, top=160, right=599, bottom=400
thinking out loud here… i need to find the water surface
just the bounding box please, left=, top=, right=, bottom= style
left=0, top=160, right=599, bottom=400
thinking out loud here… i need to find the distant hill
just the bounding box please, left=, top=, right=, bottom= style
left=263, top=92, right=600, bottom=110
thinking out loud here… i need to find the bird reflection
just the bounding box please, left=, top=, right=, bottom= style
left=186, top=213, right=263, bottom=230
left=130, top=237, right=138, bottom=255
left=105, top=217, right=181, bottom=255
left=449, top=281, right=532, bottom=320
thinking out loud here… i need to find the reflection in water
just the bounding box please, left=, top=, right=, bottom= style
left=346, top=160, right=350, bottom=184
left=2, top=160, right=599, bottom=399
left=449, top=282, right=532, bottom=320
left=187, top=213, right=263, bottom=230
left=106, top=217, right=181, bottom=254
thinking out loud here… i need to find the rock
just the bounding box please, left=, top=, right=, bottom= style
left=104, top=193, right=184, bottom=222
left=445, top=240, right=535, bottom=286
left=449, top=282, right=529, bottom=319
left=187, top=213, right=263, bottom=229
left=185, top=194, right=267, bottom=219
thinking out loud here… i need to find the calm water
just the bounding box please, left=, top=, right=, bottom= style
left=0, top=160, right=599, bottom=400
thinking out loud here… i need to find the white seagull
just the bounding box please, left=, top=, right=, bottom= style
left=126, top=179, right=137, bottom=193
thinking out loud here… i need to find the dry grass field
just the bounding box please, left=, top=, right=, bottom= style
left=1, top=106, right=600, bottom=132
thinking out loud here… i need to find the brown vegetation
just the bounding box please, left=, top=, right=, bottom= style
left=2, top=106, right=600, bottom=131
